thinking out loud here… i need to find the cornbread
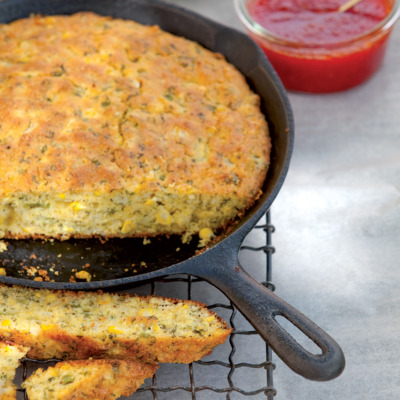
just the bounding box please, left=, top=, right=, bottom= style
left=0, top=284, right=231, bottom=363
left=22, top=359, right=158, bottom=400
left=0, top=341, right=29, bottom=399
left=0, top=12, right=271, bottom=241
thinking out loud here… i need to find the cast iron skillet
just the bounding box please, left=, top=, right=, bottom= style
left=0, top=0, right=345, bottom=381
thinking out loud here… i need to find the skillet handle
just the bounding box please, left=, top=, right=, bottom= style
left=194, top=259, right=345, bottom=381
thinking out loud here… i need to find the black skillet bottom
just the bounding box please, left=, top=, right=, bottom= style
left=0, top=236, right=200, bottom=283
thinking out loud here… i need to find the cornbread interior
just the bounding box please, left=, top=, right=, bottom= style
left=0, top=190, right=252, bottom=242
left=0, top=12, right=271, bottom=241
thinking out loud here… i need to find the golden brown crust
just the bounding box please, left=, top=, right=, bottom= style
left=0, top=12, right=270, bottom=231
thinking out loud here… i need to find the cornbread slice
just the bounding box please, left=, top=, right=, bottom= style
left=22, top=359, right=157, bottom=400
left=0, top=341, right=29, bottom=400
left=0, top=12, right=270, bottom=242
left=0, top=284, right=231, bottom=363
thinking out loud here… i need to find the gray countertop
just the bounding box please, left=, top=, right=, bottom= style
left=163, top=1, right=400, bottom=399
left=1, top=1, right=398, bottom=399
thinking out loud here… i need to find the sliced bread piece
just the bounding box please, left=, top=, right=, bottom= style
left=0, top=341, right=29, bottom=400
left=0, top=284, right=231, bottom=363
left=22, top=359, right=157, bottom=400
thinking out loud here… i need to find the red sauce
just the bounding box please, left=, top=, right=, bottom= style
left=246, top=0, right=395, bottom=92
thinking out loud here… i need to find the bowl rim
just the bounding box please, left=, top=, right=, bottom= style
left=234, top=0, right=400, bottom=50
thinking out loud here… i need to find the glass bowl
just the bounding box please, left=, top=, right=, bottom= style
left=234, top=0, right=400, bottom=93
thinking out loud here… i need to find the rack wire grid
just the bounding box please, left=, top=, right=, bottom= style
left=17, top=210, right=277, bottom=400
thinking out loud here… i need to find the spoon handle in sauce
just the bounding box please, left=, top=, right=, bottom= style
left=338, top=0, right=364, bottom=12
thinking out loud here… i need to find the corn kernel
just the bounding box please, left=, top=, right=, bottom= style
left=1, top=319, right=11, bottom=326
left=155, top=211, right=172, bottom=226
left=199, top=227, right=213, bottom=240
left=108, top=326, right=124, bottom=335
left=98, top=294, right=111, bottom=305
left=83, top=109, right=98, bottom=118
left=70, top=202, right=85, bottom=211
left=41, top=324, right=55, bottom=331
left=121, top=220, right=135, bottom=234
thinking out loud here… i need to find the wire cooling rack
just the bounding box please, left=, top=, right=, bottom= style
left=16, top=211, right=276, bottom=400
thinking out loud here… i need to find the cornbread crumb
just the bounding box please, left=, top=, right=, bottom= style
left=0, top=241, right=7, bottom=253
left=75, top=270, right=92, bottom=282
left=22, top=359, right=158, bottom=400
left=0, top=12, right=270, bottom=242
left=198, top=227, right=215, bottom=247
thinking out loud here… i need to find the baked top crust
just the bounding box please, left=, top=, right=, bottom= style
left=0, top=12, right=270, bottom=202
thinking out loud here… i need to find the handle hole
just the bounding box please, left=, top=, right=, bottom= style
left=274, top=315, right=323, bottom=355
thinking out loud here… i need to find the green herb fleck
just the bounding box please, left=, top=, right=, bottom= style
left=27, top=203, right=50, bottom=209
left=52, top=65, right=66, bottom=77
left=61, top=375, right=74, bottom=385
